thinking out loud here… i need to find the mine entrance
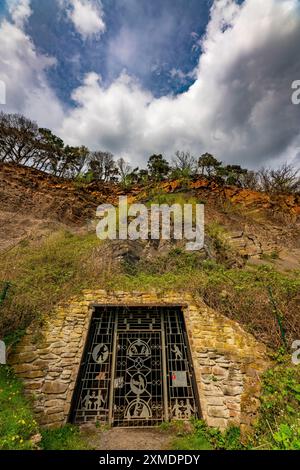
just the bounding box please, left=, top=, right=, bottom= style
left=70, top=306, right=199, bottom=427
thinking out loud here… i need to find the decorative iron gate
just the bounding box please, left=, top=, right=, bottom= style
left=70, top=306, right=199, bottom=427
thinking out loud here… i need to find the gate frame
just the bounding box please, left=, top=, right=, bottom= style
left=69, top=303, right=201, bottom=427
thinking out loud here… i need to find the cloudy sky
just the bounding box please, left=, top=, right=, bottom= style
left=0, top=0, right=300, bottom=168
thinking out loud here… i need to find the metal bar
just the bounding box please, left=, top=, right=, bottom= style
left=91, top=303, right=188, bottom=308
left=108, top=308, right=119, bottom=426
left=161, top=310, right=169, bottom=423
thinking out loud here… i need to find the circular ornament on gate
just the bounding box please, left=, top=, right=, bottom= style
left=92, top=344, right=109, bottom=364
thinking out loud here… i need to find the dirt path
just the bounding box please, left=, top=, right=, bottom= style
left=81, top=427, right=174, bottom=451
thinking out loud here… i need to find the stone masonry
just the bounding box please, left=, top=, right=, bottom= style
left=9, top=290, right=269, bottom=432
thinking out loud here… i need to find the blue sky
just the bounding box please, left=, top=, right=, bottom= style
left=0, top=0, right=299, bottom=168
left=9, top=0, right=215, bottom=103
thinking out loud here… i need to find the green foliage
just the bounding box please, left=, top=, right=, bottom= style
left=250, top=361, right=300, bottom=450
left=194, top=421, right=245, bottom=450
left=0, top=366, right=39, bottom=450
left=147, top=192, right=199, bottom=207
left=108, top=251, right=300, bottom=348
left=147, top=154, right=170, bottom=181
left=198, top=153, right=222, bottom=176
left=272, top=424, right=300, bottom=450
left=41, top=425, right=90, bottom=450
left=0, top=367, right=89, bottom=451
left=0, top=230, right=101, bottom=338
left=172, top=433, right=212, bottom=451
left=170, top=420, right=244, bottom=451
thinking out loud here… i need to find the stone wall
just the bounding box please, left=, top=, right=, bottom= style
left=9, top=290, right=269, bottom=431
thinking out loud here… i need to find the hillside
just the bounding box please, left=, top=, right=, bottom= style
left=0, top=162, right=300, bottom=451
left=1, top=162, right=299, bottom=265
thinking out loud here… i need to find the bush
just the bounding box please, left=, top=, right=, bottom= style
left=250, top=360, right=300, bottom=450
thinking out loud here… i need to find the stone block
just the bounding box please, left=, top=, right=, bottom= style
left=207, top=417, right=227, bottom=430
left=212, top=366, right=228, bottom=377
left=207, top=406, right=229, bottom=419
left=42, top=381, right=69, bottom=394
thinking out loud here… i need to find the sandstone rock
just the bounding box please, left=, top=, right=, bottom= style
left=207, top=406, right=229, bottom=419
left=207, top=417, right=227, bottom=430
left=223, top=385, right=243, bottom=396
left=212, top=365, right=228, bottom=377
left=20, top=370, right=45, bottom=379
left=205, top=396, right=224, bottom=406
left=42, top=381, right=68, bottom=394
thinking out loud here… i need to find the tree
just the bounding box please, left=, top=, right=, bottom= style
left=57, top=145, right=90, bottom=178
left=88, top=151, right=117, bottom=182
left=147, top=154, right=170, bottom=181
left=0, top=112, right=40, bottom=164
left=172, top=151, right=197, bottom=176
left=33, top=128, right=65, bottom=174
left=221, top=165, right=248, bottom=186
left=259, top=164, right=300, bottom=194
left=239, top=170, right=259, bottom=190
left=198, top=153, right=222, bottom=177
left=116, top=158, right=132, bottom=186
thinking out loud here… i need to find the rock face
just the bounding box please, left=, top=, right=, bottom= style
left=162, top=179, right=300, bottom=217
left=227, top=231, right=263, bottom=259
left=9, top=290, right=269, bottom=432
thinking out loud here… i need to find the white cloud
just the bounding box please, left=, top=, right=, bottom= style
left=60, top=0, right=300, bottom=168
left=7, top=0, right=32, bottom=28
left=0, top=5, right=64, bottom=129
left=63, top=0, right=106, bottom=39
left=1, top=0, right=300, bottom=169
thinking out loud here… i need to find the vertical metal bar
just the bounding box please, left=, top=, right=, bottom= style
left=108, top=308, right=119, bottom=426
left=161, top=309, right=169, bottom=422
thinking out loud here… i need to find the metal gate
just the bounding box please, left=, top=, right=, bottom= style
left=70, top=306, right=199, bottom=427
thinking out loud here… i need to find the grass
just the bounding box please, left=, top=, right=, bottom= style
left=0, top=366, right=39, bottom=450
left=106, top=252, right=300, bottom=349
left=40, top=425, right=90, bottom=450
left=171, top=433, right=212, bottom=450
left=145, top=192, right=200, bottom=207
left=0, top=367, right=90, bottom=450
left=0, top=230, right=104, bottom=340
left=0, top=206, right=299, bottom=449
left=169, top=420, right=244, bottom=451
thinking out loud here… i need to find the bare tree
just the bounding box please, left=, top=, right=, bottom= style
left=172, top=151, right=197, bottom=175
left=259, top=164, right=300, bottom=194
left=116, top=157, right=132, bottom=184
left=239, top=170, right=260, bottom=190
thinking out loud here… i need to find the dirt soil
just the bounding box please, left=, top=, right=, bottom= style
left=81, top=427, right=174, bottom=451
left=1, top=162, right=299, bottom=270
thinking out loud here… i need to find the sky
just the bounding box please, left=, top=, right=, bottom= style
left=0, top=0, right=300, bottom=169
